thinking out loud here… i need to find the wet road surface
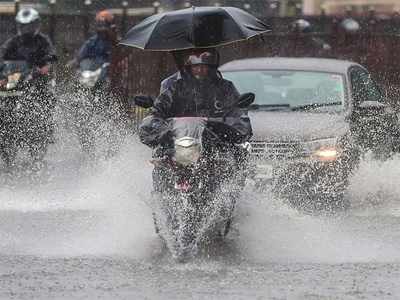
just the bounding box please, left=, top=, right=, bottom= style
left=1, top=136, right=400, bottom=300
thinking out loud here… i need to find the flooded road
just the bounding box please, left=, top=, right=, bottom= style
left=1, top=134, right=400, bottom=299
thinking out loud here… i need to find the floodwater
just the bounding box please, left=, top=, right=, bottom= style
left=1, top=125, right=400, bottom=299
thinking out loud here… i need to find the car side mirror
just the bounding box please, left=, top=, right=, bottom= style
left=237, top=93, right=255, bottom=108
left=354, top=100, right=386, bottom=113
left=351, top=100, right=391, bottom=121
left=134, top=95, right=154, bottom=109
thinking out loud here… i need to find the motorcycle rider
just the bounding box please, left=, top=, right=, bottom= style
left=160, top=49, right=221, bottom=93
left=151, top=49, right=245, bottom=120
left=0, top=8, right=57, bottom=166
left=74, top=10, right=127, bottom=158
left=0, top=8, right=57, bottom=81
left=289, top=19, right=331, bottom=57
left=139, top=48, right=252, bottom=191
left=77, top=10, right=118, bottom=65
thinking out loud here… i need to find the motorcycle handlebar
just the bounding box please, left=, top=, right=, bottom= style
left=167, top=116, right=224, bottom=123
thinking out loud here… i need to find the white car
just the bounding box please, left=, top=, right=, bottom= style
left=221, top=57, right=399, bottom=211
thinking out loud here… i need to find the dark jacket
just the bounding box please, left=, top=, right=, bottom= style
left=78, top=34, right=112, bottom=64
left=153, top=76, right=240, bottom=118
left=160, top=71, right=181, bottom=94
left=0, top=33, right=57, bottom=67
left=140, top=75, right=252, bottom=147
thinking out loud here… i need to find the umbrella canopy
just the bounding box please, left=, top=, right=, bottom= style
left=120, top=6, right=271, bottom=51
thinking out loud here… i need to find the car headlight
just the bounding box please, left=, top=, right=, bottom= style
left=313, top=147, right=341, bottom=161
left=174, top=137, right=201, bottom=166
left=304, top=138, right=342, bottom=162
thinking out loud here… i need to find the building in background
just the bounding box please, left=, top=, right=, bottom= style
left=0, top=0, right=305, bottom=18
left=303, top=0, right=400, bottom=15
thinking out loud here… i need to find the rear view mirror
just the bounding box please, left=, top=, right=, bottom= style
left=237, top=93, right=255, bottom=108
left=351, top=100, right=396, bottom=124
left=355, top=100, right=386, bottom=115
left=134, top=95, right=154, bottom=109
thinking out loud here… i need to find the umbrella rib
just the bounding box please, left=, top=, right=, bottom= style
left=223, top=8, right=270, bottom=41
left=191, top=6, right=195, bottom=47
left=223, top=9, right=249, bottom=40
left=144, top=14, right=167, bottom=49
left=119, top=14, right=167, bottom=50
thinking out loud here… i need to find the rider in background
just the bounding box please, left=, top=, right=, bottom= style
left=77, top=10, right=118, bottom=65
left=0, top=8, right=57, bottom=80
left=0, top=7, right=57, bottom=115
left=75, top=10, right=128, bottom=157
left=0, top=8, right=58, bottom=164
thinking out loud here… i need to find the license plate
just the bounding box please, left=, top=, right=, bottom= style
left=174, top=181, right=192, bottom=192
left=0, top=91, right=22, bottom=97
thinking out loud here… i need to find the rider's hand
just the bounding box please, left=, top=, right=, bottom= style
left=37, top=65, right=50, bottom=75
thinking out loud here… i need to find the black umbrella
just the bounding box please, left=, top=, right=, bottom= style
left=120, top=6, right=271, bottom=51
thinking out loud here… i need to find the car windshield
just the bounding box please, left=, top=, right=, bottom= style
left=222, top=70, right=346, bottom=111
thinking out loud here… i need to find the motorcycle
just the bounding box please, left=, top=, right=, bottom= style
left=136, top=93, right=254, bottom=261
left=68, top=58, right=126, bottom=157
left=0, top=60, right=55, bottom=169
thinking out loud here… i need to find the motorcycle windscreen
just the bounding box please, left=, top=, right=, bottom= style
left=79, top=59, right=105, bottom=72
left=171, top=117, right=206, bottom=166
left=171, top=117, right=206, bottom=140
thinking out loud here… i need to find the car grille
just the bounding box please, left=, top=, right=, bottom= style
left=250, top=140, right=308, bottom=161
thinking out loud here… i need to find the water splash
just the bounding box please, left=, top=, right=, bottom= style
left=237, top=155, right=400, bottom=264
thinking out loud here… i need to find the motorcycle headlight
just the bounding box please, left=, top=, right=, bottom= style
left=304, top=138, right=342, bottom=162
left=174, top=137, right=201, bottom=166
left=79, top=69, right=101, bottom=88
left=6, top=72, right=22, bottom=90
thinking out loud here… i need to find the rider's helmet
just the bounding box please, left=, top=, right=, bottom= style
left=95, top=10, right=116, bottom=34
left=183, top=49, right=219, bottom=81
left=16, top=8, right=41, bottom=36
left=290, top=19, right=312, bottom=34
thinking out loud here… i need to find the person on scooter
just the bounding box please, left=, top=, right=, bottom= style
left=75, top=10, right=127, bottom=158
left=0, top=8, right=57, bottom=167
left=0, top=7, right=57, bottom=113
left=77, top=10, right=118, bottom=65
left=159, top=49, right=221, bottom=94
left=0, top=8, right=57, bottom=81
left=151, top=49, right=248, bottom=123
left=139, top=48, right=252, bottom=190
left=75, top=10, right=117, bottom=96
